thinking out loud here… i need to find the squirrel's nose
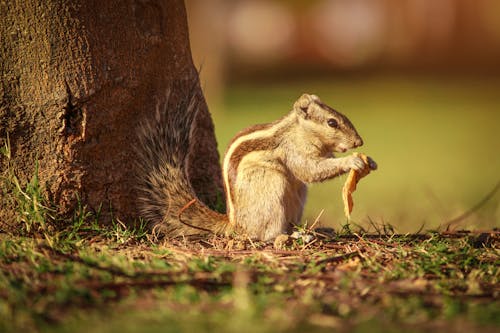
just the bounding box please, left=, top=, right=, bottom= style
left=354, top=137, right=363, bottom=147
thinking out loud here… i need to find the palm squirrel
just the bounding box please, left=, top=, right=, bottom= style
left=136, top=89, right=375, bottom=241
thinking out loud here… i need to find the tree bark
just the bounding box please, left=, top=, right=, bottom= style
left=0, top=0, right=222, bottom=231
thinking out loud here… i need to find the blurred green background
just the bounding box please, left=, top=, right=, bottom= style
left=186, top=0, right=500, bottom=232
left=214, top=76, right=499, bottom=232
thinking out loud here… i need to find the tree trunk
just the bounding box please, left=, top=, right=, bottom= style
left=0, top=0, right=222, bottom=231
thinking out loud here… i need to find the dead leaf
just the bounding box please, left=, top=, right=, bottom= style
left=342, top=153, right=375, bottom=219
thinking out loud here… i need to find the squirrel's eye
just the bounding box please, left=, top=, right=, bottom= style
left=327, top=118, right=339, bottom=128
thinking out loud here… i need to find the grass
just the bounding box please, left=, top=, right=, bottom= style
left=0, top=225, right=498, bottom=333
left=1, top=74, right=499, bottom=332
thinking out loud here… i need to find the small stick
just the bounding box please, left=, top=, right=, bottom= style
left=177, top=199, right=213, bottom=234
left=442, top=181, right=499, bottom=230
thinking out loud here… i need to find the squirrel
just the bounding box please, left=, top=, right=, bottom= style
left=136, top=87, right=375, bottom=241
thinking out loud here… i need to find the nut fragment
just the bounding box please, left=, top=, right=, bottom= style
left=342, top=153, right=376, bottom=219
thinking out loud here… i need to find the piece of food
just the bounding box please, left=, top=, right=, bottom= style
left=342, top=153, right=376, bottom=219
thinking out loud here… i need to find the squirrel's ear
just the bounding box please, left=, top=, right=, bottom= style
left=294, top=93, right=319, bottom=115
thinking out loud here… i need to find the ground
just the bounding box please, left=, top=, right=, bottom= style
left=0, top=219, right=498, bottom=333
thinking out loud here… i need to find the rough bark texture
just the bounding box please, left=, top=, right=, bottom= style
left=0, top=0, right=222, bottom=230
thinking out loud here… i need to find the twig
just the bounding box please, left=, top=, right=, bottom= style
left=442, top=181, right=500, bottom=230
left=32, top=277, right=231, bottom=296
left=309, top=209, right=324, bottom=231
left=178, top=198, right=196, bottom=216
left=40, top=245, right=185, bottom=279
left=315, top=251, right=361, bottom=266
left=177, top=199, right=213, bottom=234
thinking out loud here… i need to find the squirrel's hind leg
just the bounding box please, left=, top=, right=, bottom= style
left=233, top=169, right=290, bottom=241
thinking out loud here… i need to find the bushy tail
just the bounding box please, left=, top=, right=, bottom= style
left=135, top=83, right=228, bottom=237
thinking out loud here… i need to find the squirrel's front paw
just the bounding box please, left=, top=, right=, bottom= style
left=344, top=155, right=365, bottom=171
